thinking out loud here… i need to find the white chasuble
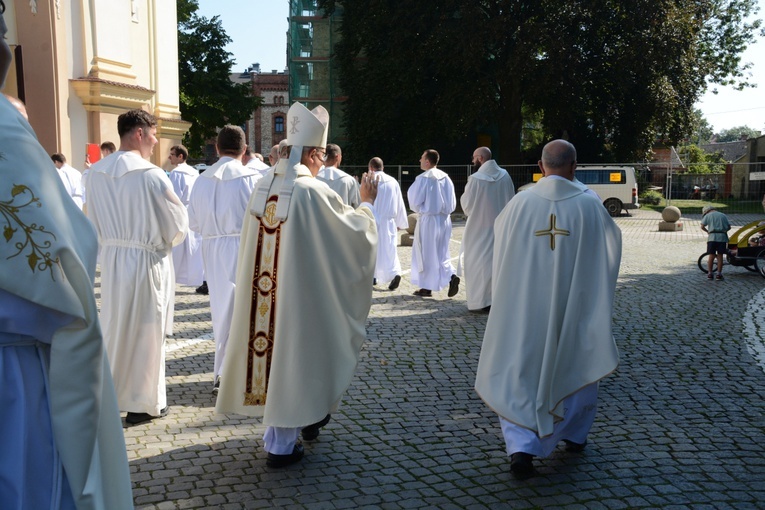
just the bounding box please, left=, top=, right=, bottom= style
left=475, top=176, right=621, bottom=438
left=217, top=162, right=377, bottom=428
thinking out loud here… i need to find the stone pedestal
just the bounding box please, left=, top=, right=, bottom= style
left=658, top=221, right=684, bottom=231
left=401, top=213, right=417, bottom=247
left=658, top=206, right=683, bottom=231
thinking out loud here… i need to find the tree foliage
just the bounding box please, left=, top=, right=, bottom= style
left=177, top=0, right=261, bottom=157
left=318, top=0, right=762, bottom=164
left=677, top=144, right=726, bottom=173
left=689, top=109, right=716, bottom=145
left=716, top=125, right=762, bottom=142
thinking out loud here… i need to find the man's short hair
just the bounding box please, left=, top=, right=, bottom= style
left=424, top=149, right=439, bottom=166
left=117, top=109, right=157, bottom=138
left=369, top=157, right=384, bottom=171
left=541, top=140, right=577, bottom=170
left=51, top=153, right=66, bottom=164
left=217, top=125, right=246, bottom=156
left=326, top=143, right=342, bottom=161
left=171, top=144, right=188, bottom=161
left=100, top=141, right=117, bottom=154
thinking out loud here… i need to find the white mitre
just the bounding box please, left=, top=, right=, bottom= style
left=250, top=102, right=329, bottom=220
left=286, top=101, right=329, bottom=148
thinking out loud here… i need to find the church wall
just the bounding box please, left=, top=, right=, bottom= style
left=1, top=0, right=189, bottom=171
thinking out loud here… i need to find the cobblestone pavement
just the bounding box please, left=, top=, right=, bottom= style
left=119, top=208, right=765, bottom=509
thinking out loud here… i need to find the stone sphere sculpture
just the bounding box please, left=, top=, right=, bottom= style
left=662, top=206, right=681, bottom=223
left=407, top=213, right=417, bottom=234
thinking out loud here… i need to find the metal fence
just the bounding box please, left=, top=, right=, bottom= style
left=344, top=162, right=765, bottom=214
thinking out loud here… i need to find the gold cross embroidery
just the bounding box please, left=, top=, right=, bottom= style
left=535, top=214, right=570, bottom=250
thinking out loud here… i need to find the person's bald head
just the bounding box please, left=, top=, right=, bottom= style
left=278, top=139, right=289, bottom=158
left=268, top=144, right=279, bottom=165
left=539, top=140, right=577, bottom=179
left=471, top=146, right=492, bottom=167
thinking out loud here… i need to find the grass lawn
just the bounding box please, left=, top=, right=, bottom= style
left=641, top=199, right=764, bottom=215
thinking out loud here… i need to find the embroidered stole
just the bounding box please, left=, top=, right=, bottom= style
left=243, top=196, right=282, bottom=406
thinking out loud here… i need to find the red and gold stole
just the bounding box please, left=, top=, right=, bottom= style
left=244, top=196, right=282, bottom=406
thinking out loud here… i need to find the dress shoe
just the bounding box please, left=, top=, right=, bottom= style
left=266, top=443, right=304, bottom=468
left=448, top=274, right=460, bottom=297
left=563, top=439, right=587, bottom=452
left=510, top=452, right=536, bottom=480
left=125, top=406, right=169, bottom=425
left=195, top=281, right=208, bottom=295
left=413, top=289, right=432, bottom=297
left=388, top=274, right=401, bottom=291
left=212, top=376, right=221, bottom=395
left=301, top=414, right=331, bottom=441
left=469, top=305, right=491, bottom=314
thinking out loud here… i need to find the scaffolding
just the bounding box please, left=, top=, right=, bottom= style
left=288, top=0, right=346, bottom=142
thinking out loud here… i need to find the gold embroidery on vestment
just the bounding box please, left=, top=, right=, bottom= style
left=534, top=214, right=570, bottom=250
left=1, top=184, right=61, bottom=279
left=244, top=196, right=282, bottom=406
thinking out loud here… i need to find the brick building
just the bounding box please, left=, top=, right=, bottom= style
left=230, top=64, right=289, bottom=157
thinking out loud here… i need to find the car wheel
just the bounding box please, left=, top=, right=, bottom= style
left=604, top=198, right=622, bottom=217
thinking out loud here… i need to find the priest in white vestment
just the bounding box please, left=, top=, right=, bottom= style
left=217, top=102, right=378, bottom=468
left=86, top=109, right=188, bottom=425
left=51, top=153, right=84, bottom=209
left=475, top=140, right=621, bottom=480
left=244, top=147, right=270, bottom=177
left=458, top=147, right=515, bottom=312
left=188, top=126, right=261, bottom=390
left=407, top=149, right=459, bottom=297
left=0, top=59, right=133, bottom=508
left=369, top=157, right=408, bottom=290
left=316, top=143, right=360, bottom=207
left=168, top=144, right=204, bottom=286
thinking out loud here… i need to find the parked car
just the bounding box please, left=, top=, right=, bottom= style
left=193, top=163, right=208, bottom=172
left=518, top=165, right=640, bottom=217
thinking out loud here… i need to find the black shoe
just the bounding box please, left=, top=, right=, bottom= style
left=413, top=288, right=432, bottom=297
left=266, top=443, right=304, bottom=468
left=195, top=281, right=208, bottom=295
left=388, top=275, right=401, bottom=290
left=212, top=376, right=220, bottom=395
left=302, top=414, right=331, bottom=441
left=563, top=439, right=587, bottom=452
left=469, top=305, right=491, bottom=314
left=126, top=406, right=169, bottom=425
left=448, top=275, right=460, bottom=297
left=510, top=452, right=537, bottom=480
left=373, top=278, right=377, bottom=286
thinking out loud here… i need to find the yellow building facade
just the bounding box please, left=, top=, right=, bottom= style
left=2, top=0, right=189, bottom=168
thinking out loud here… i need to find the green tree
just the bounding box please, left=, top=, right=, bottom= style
left=689, top=109, right=715, bottom=145
left=177, top=0, right=261, bottom=157
left=677, top=144, right=726, bottom=173
left=716, top=125, right=762, bottom=142
left=318, top=0, right=762, bottom=164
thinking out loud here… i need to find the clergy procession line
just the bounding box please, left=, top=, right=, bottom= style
left=5, top=39, right=765, bottom=505
left=124, top=209, right=765, bottom=508
left=4, top=75, right=622, bottom=507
